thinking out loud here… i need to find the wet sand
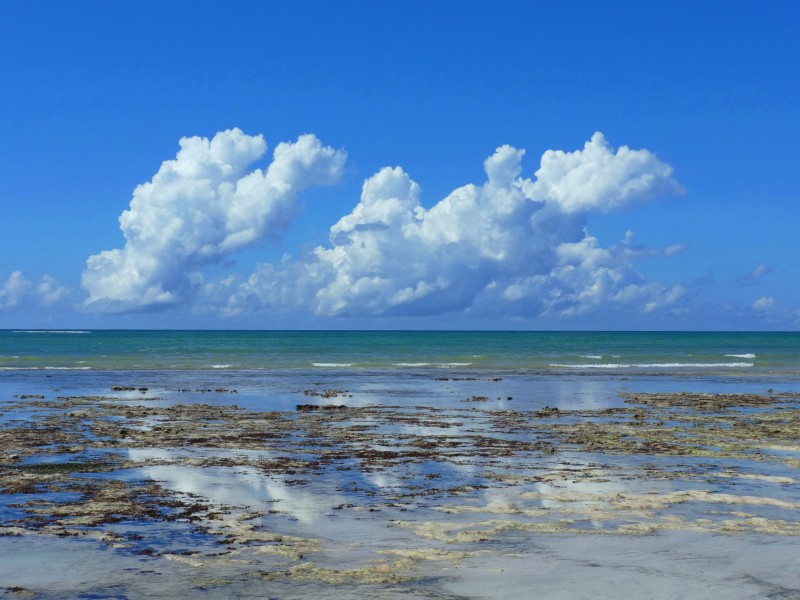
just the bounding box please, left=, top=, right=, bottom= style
left=2, top=376, right=800, bottom=598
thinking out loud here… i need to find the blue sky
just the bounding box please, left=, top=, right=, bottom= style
left=0, top=0, right=797, bottom=330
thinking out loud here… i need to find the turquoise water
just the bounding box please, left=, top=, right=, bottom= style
left=0, top=330, right=797, bottom=374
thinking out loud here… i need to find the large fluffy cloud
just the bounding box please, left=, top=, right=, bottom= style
left=82, top=128, right=346, bottom=311
left=228, top=132, right=684, bottom=319
left=524, top=132, right=681, bottom=212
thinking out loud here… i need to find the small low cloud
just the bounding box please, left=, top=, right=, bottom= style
left=737, top=262, right=773, bottom=287
left=752, top=296, right=775, bottom=311
left=36, top=275, right=68, bottom=306
left=82, top=128, right=346, bottom=312
left=0, top=271, right=68, bottom=311
left=621, top=232, right=686, bottom=259
left=0, top=271, right=29, bottom=310
left=664, top=244, right=688, bottom=257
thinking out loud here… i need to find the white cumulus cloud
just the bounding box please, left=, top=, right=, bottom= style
left=753, top=296, right=775, bottom=311
left=522, top=132, right=682, bottom=213
left=0, top=271, right=68, bottom=311
left=82, top=128, right=346, bottom=312
left=228, top=132, right=684, bottom=320
left=36, top=275, right=69, bottom=306
left=0, top=271, right=30, bottom=310
left=737, top=262, right=773, bottom=287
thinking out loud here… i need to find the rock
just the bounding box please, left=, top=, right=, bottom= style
left=295, top=404, right=348, bottom=412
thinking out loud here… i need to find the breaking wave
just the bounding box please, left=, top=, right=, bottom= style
left=393, top=362, right=472, bottom=368
left=550, top=362, right=754, bottom=369
left=13, top=330, right=91, bottom=334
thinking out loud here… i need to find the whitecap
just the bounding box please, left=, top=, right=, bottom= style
left=550, top=362, right=753, bottom=369
left=13, top=330, right=91, bottom=334
left=551, top=363, right=628, bottom=369
left=725, top=353, right=756, bottom=359
left=312, top=362, right=354, bottom=367
left=393, top=362, right=472, bottom=368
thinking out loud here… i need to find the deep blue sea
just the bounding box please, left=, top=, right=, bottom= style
left=1, top=329, right=797, bottom=375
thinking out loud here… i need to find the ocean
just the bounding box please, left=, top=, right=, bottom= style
left=2, top=329, right=798, bottom=374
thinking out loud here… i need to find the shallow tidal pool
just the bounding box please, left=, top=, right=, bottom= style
left=2, top=371, right=800, bottom=598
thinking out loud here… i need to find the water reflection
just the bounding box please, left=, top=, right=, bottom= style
left=128, top=448, right=339, bottom=525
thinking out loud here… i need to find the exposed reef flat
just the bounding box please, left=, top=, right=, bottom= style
left=2, top=387, right=800, bottom=598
